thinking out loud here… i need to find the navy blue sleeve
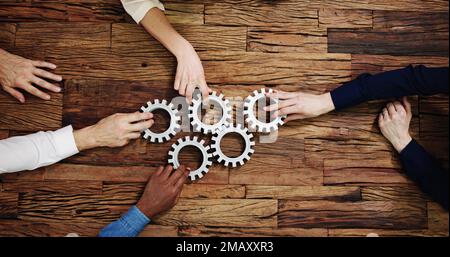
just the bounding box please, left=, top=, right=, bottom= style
left=331, top=65, right=449, bottom=110
left=400, top=139, right=449, bottom=211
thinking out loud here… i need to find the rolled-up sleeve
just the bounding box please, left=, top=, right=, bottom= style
left=120, top=0, right=165, bottom=24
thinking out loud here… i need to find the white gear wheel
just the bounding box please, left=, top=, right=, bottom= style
left=243, top=88, right=286, bottom=133
left=189, top=91, right=232, bottom=134
left=211, top=124, right=255, bottom=168
left=168, top=136, right=213, bottom=181
left=141, top=99, right=181, bottom=143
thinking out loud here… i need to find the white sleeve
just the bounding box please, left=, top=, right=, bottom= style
left=0, top=126, right=79, bottom=174
left=120, top=0, right=165, bottom=24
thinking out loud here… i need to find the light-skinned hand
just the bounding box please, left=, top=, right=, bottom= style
left=0, top=49, right=62, bottom=103
left=378, top=97, right=413, bottom=153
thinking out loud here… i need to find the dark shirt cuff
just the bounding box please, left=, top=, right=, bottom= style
left=330, top=74, right=371, bottom=110
left=399, top=139, right=421, bottom=159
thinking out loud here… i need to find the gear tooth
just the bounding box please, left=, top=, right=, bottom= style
left=199, top=139, right=205, bottom=145
left=177, top=138, right=183, bottom=144
left=140, top=106, right=147, bottom=112
left=250, top=141, right=256, bottom=146
left=232, top=162, right=237, bottom=168
left=239, top=160, right=244, bottom=166
left=150, top=137, right=156, bottom=143
left=268, top=88, right=273, bottom=93
left=192, top=136, right=198, bottom=142
left=146, top=101, right=152, bottom=106
left=164, top=135, right=170, bottom=141
left=197, top=172, right=204, bottom=178
left=248, top=133, right=253, bottom=139
left=184, top=136, right=190, bottom=141
left=162, top=99, right=167, bottom=105
left=211, top=91, right=217, bottom=97
left=168, top=151, right=174, bottom=156
left=219, top=93, right=224, bottom=99
left=155, top=99, right=160, bottom=104
left=189, top=174, right=196, bottom=181
left=261, top=88, right=266, bottom=94
left=249, top=148, right=255, bottom=154
left=168, top=103, right=174, bottom=109
left=207, top=153, right=213, bottom=158
left=168, top=158, right=174, bottom=164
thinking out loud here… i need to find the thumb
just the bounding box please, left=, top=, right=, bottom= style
left=402, top=96, right=411, bottom=114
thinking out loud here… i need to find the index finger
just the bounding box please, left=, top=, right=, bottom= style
left=266, top=90, right=297, bottom=100
left=264, top=98, right=296, bottom=112
left=169, top=165, right=187, bottom=185
left=127, top=111, right=153, bottom=122
left=174, top=167, right=190, bottom=189
left=31, top=60, right=57, bottom=69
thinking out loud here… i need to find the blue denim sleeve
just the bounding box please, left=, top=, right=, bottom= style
left=98, top=205, right=150, bottom=237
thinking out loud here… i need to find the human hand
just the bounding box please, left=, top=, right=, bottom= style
left=264, top=90, right=335, bottom=122
left=136, top=165, right=190, bottom=218
left=73, top=112, right=154, bottom=151
left=378, top=97, right=413, bottom=153
left=174, top=44, right=211, bottom=104
left=0, top=49, right=62, bottom=103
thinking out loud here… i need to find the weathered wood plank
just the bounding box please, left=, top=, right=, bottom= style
left=0, top=23, right=15, bottom=48
left=103, top=182, right=246, bottom=199
left=207, top=0, right=448, bottom=12
left=0, top=192, right=18, bottom=218
left=373, top=11, right=449, bottom=32
left=420, top=95, right=449, bottom=116
left=205, top=4, right=318, bottom=27
left=246, top=186, right=361, bottom=201
left=361, top=186, right=425, bottom=202
left=112, top=23, right=247, bottom=51
left=0, top=89, right=63, bottom=131
left=419, top=114, right=449, bottom=163
left=15, top=22, right=111, bottom=48
left=324, top=159, right=411, bottom=185
left=0, top=168, right=46, bottom=181
left=351, top=54, right=449, bottom=78
left=0, top=2, right=126, bottom=22
left=427, top=202, right=449, bottom=236
left=179, top=226, right=327, bottom=237
left=34, top=48, right=351, bottom=86
left=44, top=163, right=229, bottom=185
left=1, top=180, right=103, bottom=194
left=319, top=9, right=373, bottom=29
left=329, top=228, right=447, bottom=237
left=278, top=200, right=427, bottom=229
left=329, top=29, right=449, bottom=56
left=247, top=26, right=328, bottom=53
left=229, top=156, right=323, bottom=186
left=0, top=219, right=178, bottom=237
left=165, top=3, right=204, bottom=25
left=153, top=199, right=278, bottom=228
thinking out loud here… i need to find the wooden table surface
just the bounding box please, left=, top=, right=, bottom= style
left=0, top=0, right=448, bottom=237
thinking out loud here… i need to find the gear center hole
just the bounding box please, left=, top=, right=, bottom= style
left=149, top=109, right=171, bottom=134
left=178, top=145, right=204, bottom=171
left=254, top=97, right=277, bottom=123
left=221, top=132, right=246, bottom=158
left=199, top=101, right=223, bottom=125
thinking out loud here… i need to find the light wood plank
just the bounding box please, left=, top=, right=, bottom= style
left=165, top=3, right=204, bottom=25
left=361, top=186, right=425, bottom=202
left=179, top=226, right=327, bottom=237
left=1, top=180, right=103, bottom=194
left=319, top=9, right=373, bottom=29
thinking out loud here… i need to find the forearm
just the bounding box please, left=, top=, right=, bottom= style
left=0, top=126, right=79, bottom=173
left=140, top=8, right=192, bottom=59
left=400, top=139, right=449, bottom=211
left=331, top=65, right=449, bottom=110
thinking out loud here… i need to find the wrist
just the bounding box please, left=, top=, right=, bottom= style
left=392, top=134, right=413, bottom=153
left=319, top=92, right=335, bottom=115
left=136, top=201, right=156, bottom=219
left=173, top=39, right=194, bottom=60
left=73, top=125, right=99, bottom=151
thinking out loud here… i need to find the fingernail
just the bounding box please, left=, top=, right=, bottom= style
left=45, top=95, right=51, bottom=100
left=56, top=87, right=61, bottom=92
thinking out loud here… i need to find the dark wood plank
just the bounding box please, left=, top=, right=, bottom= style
left=0, top=129, right=9, bottom=139
left=179, top=226, right=327, bottom=237
left=319, top=9, right=373, bottom=29
left=351, top=54, right=449, bottom=78
left=15, top=22, right=111, bottom=48
left=419, top=113, right=449, bottom=164
left=328, top=28, right=449, bottom=56
left=374, top=11, right=449, bottom=32
left=278, top=200, right=427, bottom=229
left=0, top=23, right=15, bottom=48
left=0, top=87, right=63, bottom=131
left=0, top=192, right=18, bottom=218
left=329, top=228, right=447, bottom=237
left=246, top=186, right=361, bottom=201
left=1, top=180, right=103, bottom=194
left=427, top=202, right=449, bottom=236
left=420, top=95, right=449, bottom=116
left=247, top=26, right=328, bottom=53
left=112, top=23, right=247, bottom=51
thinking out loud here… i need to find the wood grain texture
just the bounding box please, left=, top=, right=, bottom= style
left=373, top=11, right=449, bottom=32
left=179, top=226, right=327, bottom=237
left=0, top=192, right=18, bottom=218
left=15, top=22, right=111, bottom=48
left=1, top=180, right=103, bottom=194
left=112, top=23, right=247, bottom=51
left=0, top=129, right=9, bottom=139
left=165, top=3, right=204, bottom=25
left=329, top=28, right=449, bottom=56
left=0, top=89, right=63, bottom=131
left=319, top=9, right=373, bottom=29
left=246, top=186, right=361, bottom=202
left=247, top=26, right=328, bottom=53
left=0, top=23, right=15, bottom=48
left=278, top=200, right=427, bottom=229
left=153, top=199, right=278, bottom=227
left=361, top=186, right=425, bottom=202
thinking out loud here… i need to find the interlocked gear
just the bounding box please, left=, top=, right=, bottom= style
left=141, top=99, right=181, bottom=143
left=243, top=88, right=286, bottom=133
left=168, top=136, right=213, bottom=181
left=189, top=91, right=232, bottom=134
left=211, top=124, right=255, bottom=168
